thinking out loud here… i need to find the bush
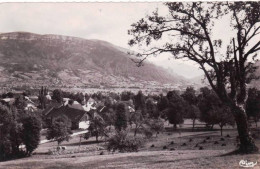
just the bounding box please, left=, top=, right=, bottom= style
left=107, top=131, right=143, bottom=153
left=143, top=128, right=153, bottom=139
left=84, top=132, right=91, bottom=140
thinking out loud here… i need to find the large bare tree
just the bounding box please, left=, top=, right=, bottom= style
left=128, top=2, right=260, bottom=153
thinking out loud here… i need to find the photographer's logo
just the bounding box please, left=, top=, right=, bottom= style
left=239, top=160, right=257, bottom=168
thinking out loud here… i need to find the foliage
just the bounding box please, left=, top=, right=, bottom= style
left=165, top=91, right=185, bottom=128
left=246, top=88, right=260, bottom=127
left=134, top=91, right=146, bottom=112
left=84, top=132, right=91, bottom=140
left=22, top=115, right=41, bottom=155
left=198, top=87, right=235, bottom=134
left=115, top=103, right=128, bottom=131
left=129, top=110, right=145, bottom=136
left=147, top=118, right=165, bottom=137
left=52, top=89, right=63, bottom=103
left=38, top=86, right=48, bottom=109
left=88, top=113, right=107, bottom=142
left=181, top=87, right=200, bottom=130
left=157, top=95, right=169, bottom=119
left=0, top=104, right=18, bottom=160
left=46, top=115, right=72, bottom=146
left=0, top=103, right=41, bottom=160
left=120, top=91, right=134, bottom=101
left=107, top=130, right=143, bottom=152
left=181, top=87, right=198, bottom=105
left=14, top=95, right=27, bottom=111
left=146, top=98, right=160, bottom=119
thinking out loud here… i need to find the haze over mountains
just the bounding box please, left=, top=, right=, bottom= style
left=0, top=32, right=193, bottom=89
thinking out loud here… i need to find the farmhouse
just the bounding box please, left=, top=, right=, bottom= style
left=46, top=106, right=90, bottom=130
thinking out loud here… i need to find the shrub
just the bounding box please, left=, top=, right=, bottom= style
left=84, top=132, right=91, bottom=140
left=143, top=128, right=153, bottom=139
left=107, top=131, right=143, bottom=153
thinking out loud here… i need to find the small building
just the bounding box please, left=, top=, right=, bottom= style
left=46, top=106, right=89, bottom=130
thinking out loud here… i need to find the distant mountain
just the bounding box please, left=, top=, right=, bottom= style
left=189, top=61, right=260, bottom=89
left=0, top=32, right=188, bottom=89
left=189, top=75, right=208, bottom=87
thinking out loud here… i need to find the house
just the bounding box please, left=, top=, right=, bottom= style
left=42, top=102, right=63, bottom=116
left=63, top=98, right=85, bottom=111
left=87, top=97, right=96, bottom=106
left=46, top=106, right=89, bottom=130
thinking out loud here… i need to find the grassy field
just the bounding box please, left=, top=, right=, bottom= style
left=0, top=120, right=259, bottom=169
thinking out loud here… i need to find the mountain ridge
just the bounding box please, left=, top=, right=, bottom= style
left=0, top=32, right=189, bottom=89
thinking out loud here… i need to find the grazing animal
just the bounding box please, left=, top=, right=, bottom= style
left=163, top=146, right=167, bottom=150
left=220, top=138, right=225, bottom=141
left=62, top=146, right=67, bottom=150
left=199, top=146, right=203, bottom=150
left=226, top=134, right=230, bottom=138
left=170, top=141, right=174, bottom=145
left=181, top=143, right=187, bottom=146
left=170, top=148, right=175, bottom=151
left=151, top=144, right=155, bottom=148
left=100, top=151, right=104, bottom=155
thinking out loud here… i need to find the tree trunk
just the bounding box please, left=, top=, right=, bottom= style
left=96, top=133, right=99, bottom=142
left=174, top=124, right=177, bottom=129
left=134, top=128, right=137, bottom=136
left=220, top=125, right=223, bottom=136
left=192, top=119, right=195, bottom=132
left=211, top=124, right=214, bottom=130
left=233, top=106, right=258, bottom=153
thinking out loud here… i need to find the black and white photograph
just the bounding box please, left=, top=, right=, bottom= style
left=0, top=1, right=259, bottom=168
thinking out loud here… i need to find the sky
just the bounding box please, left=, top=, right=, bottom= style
left=0, top=2, right=234, bottom=78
